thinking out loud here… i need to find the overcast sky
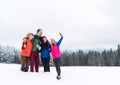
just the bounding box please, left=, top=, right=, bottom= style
left=0, top=0, right=120, bottom=50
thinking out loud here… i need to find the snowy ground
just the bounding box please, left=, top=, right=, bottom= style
left=0, top=64, right=120, bottom=85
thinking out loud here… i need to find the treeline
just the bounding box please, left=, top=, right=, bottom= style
left=61, top=45, right=120, bottom=66
left=0, top=44, right=120, bottom=66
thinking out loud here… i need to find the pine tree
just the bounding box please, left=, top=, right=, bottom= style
left=116, top=44, right=120, bottom=66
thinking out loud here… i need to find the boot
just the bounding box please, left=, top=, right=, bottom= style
left=56, top=76, right=61, bottom=80
left=21, top=68, right=25, bottom=72
left=24, top=66, right=29, bottom=72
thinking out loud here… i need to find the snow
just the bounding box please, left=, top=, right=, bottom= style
left=0, top=64, right=120, bottom=85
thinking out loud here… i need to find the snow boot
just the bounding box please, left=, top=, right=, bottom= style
left=21, top=68, right=25, bottom=72
left=24, top=66, right=29, bottom=72
left=56, top=76, right=61, bottom=80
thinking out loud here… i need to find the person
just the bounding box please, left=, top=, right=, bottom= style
left=30, top=29, right=42, bottom=72
left=51, top=33, right=63, bottom=80
left=20, top=33, right=33, bottom=72
left=40, top=36, right=51, bottom=72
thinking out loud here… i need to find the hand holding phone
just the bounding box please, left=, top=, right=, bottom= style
left=59, top=33, right=63, bottom=38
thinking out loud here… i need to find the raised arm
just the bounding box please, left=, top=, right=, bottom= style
left=57, top=33, right=64, bottom=46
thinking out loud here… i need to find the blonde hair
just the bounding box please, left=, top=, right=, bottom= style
left=26, top=33, right=33, bottom=39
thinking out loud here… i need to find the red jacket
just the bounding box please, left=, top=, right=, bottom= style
left=21, top=39, right=33, bottom=57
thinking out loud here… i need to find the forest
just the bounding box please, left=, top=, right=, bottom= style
left=0, top=45, right=120, bottom=66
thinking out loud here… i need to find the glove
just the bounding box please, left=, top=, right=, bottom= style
left=36, top=44, right=41, bottom=51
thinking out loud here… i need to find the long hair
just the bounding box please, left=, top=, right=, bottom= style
left=26, top=33, right=33, bottom=39
left=41, top=36, right=50, bottom=50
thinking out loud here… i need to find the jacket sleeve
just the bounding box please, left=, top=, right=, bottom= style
left=49, top=44, right=51, bottom=52
left=39, top=43, right=42, bottom=52
left=21, top=42, right=27, bottom=49
left=57, top=37, right=63, bottom=46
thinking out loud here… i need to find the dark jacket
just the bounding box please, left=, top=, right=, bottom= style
left=40, top=41, right=51, bottom=58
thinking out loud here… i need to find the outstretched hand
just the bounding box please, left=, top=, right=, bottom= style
left=59, top=33, right=63, bottom=38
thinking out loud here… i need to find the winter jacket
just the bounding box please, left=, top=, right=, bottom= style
left=51, top=37, right=63, bottom=59
left=40, top=42, right=51, bottom=58
left=41, top=49, right=51, bottom=58
left=32, top=35, right=42, bottom=52
left=21, top=39, right=33, bottom=57
left=21, top=42, right=27, bottom=49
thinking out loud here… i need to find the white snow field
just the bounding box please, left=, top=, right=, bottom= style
left=0, top=64, right=120, bottom=85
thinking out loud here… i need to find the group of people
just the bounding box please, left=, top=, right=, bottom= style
left=20, top=29, right=63, bottom=80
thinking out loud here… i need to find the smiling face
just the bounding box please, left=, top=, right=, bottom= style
left=43, top=36, right=47, bottom=43
left=26, top=33, right=33, bottom=40
left=51, top=39, right=56, bottom=45
left=29, top=34, right=34, bottom=40
left=37, top=29, right=42, bottom=36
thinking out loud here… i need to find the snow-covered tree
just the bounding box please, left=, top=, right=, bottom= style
left=0, top=45, right=20, bottom=64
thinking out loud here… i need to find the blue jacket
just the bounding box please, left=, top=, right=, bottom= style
left=41, top=49, right=51, bottom=58
left=40, top=42, right=51, bottom=58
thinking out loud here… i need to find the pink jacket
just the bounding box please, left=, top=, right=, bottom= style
left=51, top=45, right=61, bottom=59
left=51, top=37, right=63, bottom=59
